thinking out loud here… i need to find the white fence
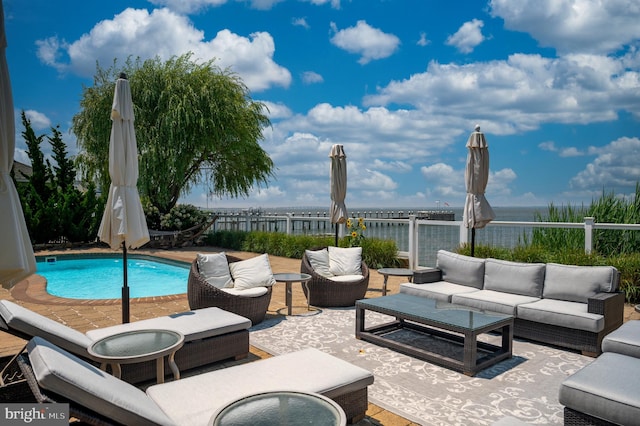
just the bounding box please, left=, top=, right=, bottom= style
left=210, top=212, right=640, bottom=269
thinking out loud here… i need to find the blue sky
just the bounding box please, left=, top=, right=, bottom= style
left=4, top=0, right=640, bottom=210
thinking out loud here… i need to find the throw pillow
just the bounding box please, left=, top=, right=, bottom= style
left=230, top=253, right=276, bottom=290
left=328, top=246, right=362, bottom=276
left=305, top=249, right=332, bottom=278
left=196, top=253, right=233, bottom=289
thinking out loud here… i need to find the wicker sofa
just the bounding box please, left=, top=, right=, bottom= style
left=400, top=250, right=624, bottom=355
left=188, top=254, right=273, bottom=325
left=300, top=247, right=370, bottom=307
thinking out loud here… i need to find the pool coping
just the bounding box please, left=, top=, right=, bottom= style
left=13, top=253, right=189, bottom=306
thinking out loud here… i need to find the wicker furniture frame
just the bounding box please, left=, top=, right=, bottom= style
left=0, top=310, right=250, bottom=384
left=563, top=407, right=617, bottom=425
left=188, top=255, right=273, bottom=325
left=17, top=352, right=370, bottom=425
left=300, top=248, right=370, bottom=307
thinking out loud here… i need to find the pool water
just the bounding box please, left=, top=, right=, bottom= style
left=37, top=256, right=189, bottom=299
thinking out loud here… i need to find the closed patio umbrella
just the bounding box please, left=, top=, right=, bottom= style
left=0, top=2, right=36, bottom=288
left=463, top=125, right=495, bottom=256
left=98, top=73, right=149, bottom=323
left=329, top=144, right=348, bottom=246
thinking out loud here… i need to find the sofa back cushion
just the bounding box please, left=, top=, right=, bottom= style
left=484, top=258, right=545, bottom=297
left=436, top=250, right=485, bottom=289
left=542, top=263, right=619, bottom=303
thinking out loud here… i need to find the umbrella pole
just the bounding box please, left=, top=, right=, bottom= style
left=335, top=225, right=338, bottom=247
left=471, top=228, right=476, bottom=257
left=122, top=243, right=130, bottom=323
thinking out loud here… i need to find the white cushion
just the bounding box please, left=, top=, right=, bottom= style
left=328, top=246, right=362, bottom=276
left=305, top=249, right=332, bottom=277
left=196, top=253, right=233, bottom=289
left=229, top=254, right=276, bottom=290
left=220, top=287, right=269, bottom=297
left=329, top=274, right=364, bottom=283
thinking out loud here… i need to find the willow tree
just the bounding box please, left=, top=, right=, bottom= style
left=72, top=54, right=274, bottom=214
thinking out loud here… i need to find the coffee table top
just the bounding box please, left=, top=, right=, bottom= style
left=210, top=390, right=346, bottom=426
left=88, top=329, right=184, bottom=363
left=357, top=293, right=512, bottom=331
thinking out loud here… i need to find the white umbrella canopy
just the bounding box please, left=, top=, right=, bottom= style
left=463, top=125, right=495, bottom=256
left=98, top=74, right=149, bottom=322
left=329, top=144, right=348, bottom=246
left=0, top=2, right=36, bottom=289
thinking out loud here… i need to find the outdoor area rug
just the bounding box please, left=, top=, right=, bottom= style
left=250, top=307, right=593, bottom=425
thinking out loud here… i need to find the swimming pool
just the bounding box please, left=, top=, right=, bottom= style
left=36, top=255, right=189, bottom=299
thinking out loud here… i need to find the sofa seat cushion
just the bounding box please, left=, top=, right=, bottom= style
left=399, top=281, right=479, bottom=303
left=219, top=286, right=269, bottom=297
left=542, top=263, right=619, bottom=303
left=436, top=250, right=485, bottom=289
left=451, top=290, right=539, bottom=316
left=484, top=258, right=545, bottom=298
left=86, top=307, right=251, bottom=342
left=517, top=299, right=604, bottom=333
left=602, top=320, right=640, bottom=358
left=560, top=352, right=640, bottom=426
left=27, top=337, right=174, bottom=426
left=146, top=348, right=374, bottom=425
left=0, top=300, right=92, bottom=357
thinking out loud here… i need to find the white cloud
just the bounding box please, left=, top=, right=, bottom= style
left=304, top=0, right=341, bottom=8
left=446, top=19, right=485, bottom=54
left=147, top=0, right=228, bottom=14
left=559, top=147, right=583, bottom=157
left=330, top=20, right=400, bottom=64
left=259, top=101, right=293, bottom=120
left=539, top=141, right=557, bottom=151
left=23, top=110, right=52, bottom=130
left=292, top=17, right=310, bottom=29
left=570, top=137, right=640, bottom=191
left=36, top=8, right=291, bottom=92
left=417, top=32, right=430, bottom=47
left=489, top=0, right=640, bottom=55
left=301, top=71, right=324, bottom=84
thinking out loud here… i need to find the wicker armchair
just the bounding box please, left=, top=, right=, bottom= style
left=300, top=248, right=369, bottom=307
left=188, top=255, right=272, bottom=325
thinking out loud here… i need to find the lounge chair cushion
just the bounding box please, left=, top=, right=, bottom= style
left=229, top=253, right=276, bottom=290
left=328, top=246, right=362, bottom=276
left=146, top=347, right=374, bottom=425
left=484, top=258, right=546, bottom=297
left=542, top=263, right=618, bottom=303
left=602, top=320, right=640, bottom=358
left=26, top=337, right=173, bottom=426
left=219, top=286, right=270, bottom=297
left=0, top=300, right=92, bottom=356
left=86, top=306, right=251, bottom=342
left=560, top=352, right=640, bottom=425
left=196, top=253, right=233, bottom=289
left=305, top=249, right=332, bottom=278
left=436, top=250, right=485, bottom=289
left=328, top=274, right=366, bottom=283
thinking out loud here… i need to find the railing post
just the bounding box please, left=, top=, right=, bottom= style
left=286, top=213, right=292, bottom=235
left=408, top=215, right=417, bottom=270
left=584, top=217, right=594, bottom=254
left=459, top=222, right=468, bottom=248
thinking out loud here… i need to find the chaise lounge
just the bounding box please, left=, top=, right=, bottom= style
left=0, top=300, right=251, bottom=384
left=19, top=336, right=375, bottom=425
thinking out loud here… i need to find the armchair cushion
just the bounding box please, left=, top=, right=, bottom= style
left=196, top=253, right=233, bottom=289
left=229, top=253, right=276, bottom=290
left=328, top=246, right=362, bottom=276
left=543, top=263, right=619, bottom=303
left=305, top=249, right=332, bottom=278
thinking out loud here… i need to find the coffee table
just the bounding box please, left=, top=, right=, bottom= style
left=273, top=272, right=312, bottom=315
left=210, top=390, right=346, bottom=426
left=377, top=268, right=414, bottom=295
left=88, top=329, right=184, bottom=384
left=356, top=293, right=513, bottom=376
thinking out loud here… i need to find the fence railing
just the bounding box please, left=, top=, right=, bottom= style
left=209, top=212, right=640, bottom=269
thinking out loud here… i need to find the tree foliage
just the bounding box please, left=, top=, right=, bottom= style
left=72, top=54, right=275, bottom=214
left=15, top=111, right=103, bottom=245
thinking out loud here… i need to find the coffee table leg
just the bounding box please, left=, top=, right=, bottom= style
left=463, top=332, right=478, bottom=376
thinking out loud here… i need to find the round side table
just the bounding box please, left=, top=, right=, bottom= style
left=377, top=268, right=414, bottom=296
left=273, top=272, right=312, bottom=315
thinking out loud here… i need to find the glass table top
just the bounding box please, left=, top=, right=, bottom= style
left=211, top=391, right=346, bottom=426
left=90, top=329, right=183, bottom=359
left=357, top=293, right=512, bottom=331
